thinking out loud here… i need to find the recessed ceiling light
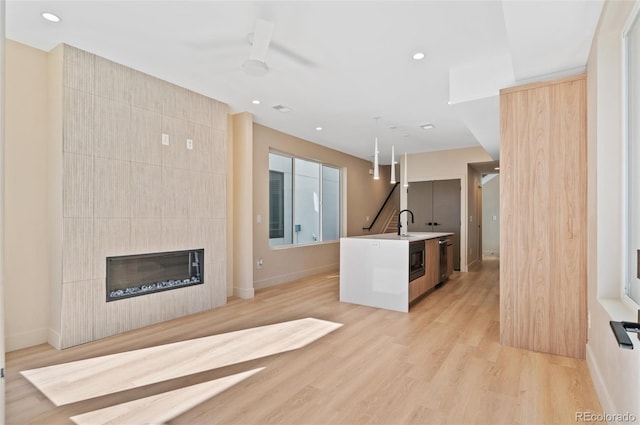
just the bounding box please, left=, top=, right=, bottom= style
left=41, top=12, right=61, bottom=22
left=412, top=52, right=425, bottom=60
left=316, top=127, right=323, bottom=131
left=494, top=167, right=500, bottom=170
left=420, top=123, right=435, bottom=130
left=252, top=99, right=261, bottom=105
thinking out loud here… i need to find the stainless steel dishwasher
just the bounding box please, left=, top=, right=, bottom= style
left=438, top=237, right=448, bottom=283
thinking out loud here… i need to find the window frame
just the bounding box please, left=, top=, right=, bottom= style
left=268, top=150, right=342, bottom=248
left=622, top=1, right=640, bottom=307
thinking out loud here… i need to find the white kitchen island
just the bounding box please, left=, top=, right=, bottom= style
left=339, top=232, right=453, bottom=312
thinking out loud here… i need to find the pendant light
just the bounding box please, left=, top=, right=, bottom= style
left=373, top=117, right=380, bottom=180
left=403, top=134, right=409, bottom=188
left=404, top=152, right=409, bottom=187
left=390, top=145, right=396, bottom=184
left=390, top=126, right=397, bottom=184
left=373, top=138, right=380, bottom=180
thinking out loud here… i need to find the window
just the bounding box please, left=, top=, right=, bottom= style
left=625, top=5, right=640, bottom=304
left=322, top=165, right=341, bottom=241
left=268, top=152, right=341, bottom=247
left=269, top=171, right=285, bottom=239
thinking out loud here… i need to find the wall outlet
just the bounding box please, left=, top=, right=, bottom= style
left=161, top=133, right=169, bottom=146
left=257, top=258, right=263, bottom=269
left=186, top=138, right=193, bottom=150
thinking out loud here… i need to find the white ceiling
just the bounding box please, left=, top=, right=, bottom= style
left=6, top=0, right=604, bottom=163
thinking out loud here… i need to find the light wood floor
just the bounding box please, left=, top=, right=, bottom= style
left=7, top=258, right=603, bottom=424
left=21, top=318, right=341, bottom=406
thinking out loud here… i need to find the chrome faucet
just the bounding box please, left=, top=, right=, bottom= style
left=397, top=209, right=414, bottom=235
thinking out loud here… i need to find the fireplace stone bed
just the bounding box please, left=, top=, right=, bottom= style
left=106, top=249, right=204, bottom=302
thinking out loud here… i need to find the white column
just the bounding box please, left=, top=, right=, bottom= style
left=232, top=113, right=254, bottom=299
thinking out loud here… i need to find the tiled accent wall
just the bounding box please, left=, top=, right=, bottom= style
left=57, top=45, right=227, bottom=348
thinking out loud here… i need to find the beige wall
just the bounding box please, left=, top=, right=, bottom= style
left=467, top=165, right=482, bottom=265
left=481, top=175, right=500, bottom=256
left=401, top=146, right=492, bottom=271
left=5, top=41, right=230, bottom=350
left=4, top=40, right=51, bottom=351
left=586, top=0, right=640, bottom=418
left=1, top=0, right=5, bottom=417
left=252, top=123, right=392, bottom=289
left=226, top=114, right=234, bottom=297
left=47, top=44, right=64, bottom=350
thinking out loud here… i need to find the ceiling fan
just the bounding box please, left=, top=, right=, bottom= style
left=242, top=19, right=274, bottom=77
left=189, top=18, right=316, bottom=77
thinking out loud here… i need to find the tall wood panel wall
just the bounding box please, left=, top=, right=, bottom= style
left=500, top=74, right=587, bottom=359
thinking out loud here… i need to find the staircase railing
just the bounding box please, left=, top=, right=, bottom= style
left=363, top=182, right=400, bottom=231
left=381, top=207, right=399, bottom=234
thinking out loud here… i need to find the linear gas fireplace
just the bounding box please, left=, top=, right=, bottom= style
left=106, top=249, right=204, bottom=302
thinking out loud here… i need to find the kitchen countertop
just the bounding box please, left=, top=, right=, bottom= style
left=349, top=232, right=453, bottom=241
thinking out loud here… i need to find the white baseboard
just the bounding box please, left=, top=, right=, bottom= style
left=253, top=263, right=339, bottom=290
left=586, top=343, right=616, bottom=415
left=48, top=328, right=61, bottom=351
left=5, top=327, right=50, bottom=352
left=234, top=286, right=255, bottom=299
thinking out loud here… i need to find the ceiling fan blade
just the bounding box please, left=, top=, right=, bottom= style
left=249, top=19, right=274, bottom=62
left=183, top=38, right=245, bottom=52
left=269, top=41, right=318, bottom=68
left=209, top=65, right=241, bottom=76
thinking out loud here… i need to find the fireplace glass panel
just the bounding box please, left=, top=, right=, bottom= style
left=106, top=249, right=204, bottom=301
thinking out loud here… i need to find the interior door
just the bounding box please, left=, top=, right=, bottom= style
left=407, top=181, right=432, bottom=232
left=432, top=179, right=461, bottom=270
left=407, top=179, right=461, bottom=270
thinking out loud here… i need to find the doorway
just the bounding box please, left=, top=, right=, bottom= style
left=469, top=160, right=500, bottom=262
left=407, top=179, right=461, bottom=270
left=481, top=174, right=500, bottom=258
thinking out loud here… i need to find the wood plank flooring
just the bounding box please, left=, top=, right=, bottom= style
left=6, top=258, right=604, bottom=424
left=69, top=369, right=264, bottom=425
left=22, top=318, right=342, bottom=406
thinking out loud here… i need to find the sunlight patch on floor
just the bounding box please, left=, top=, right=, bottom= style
left=70, top=368, right=265, bottom=425
left=22, top=317, right=343, bottom=406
